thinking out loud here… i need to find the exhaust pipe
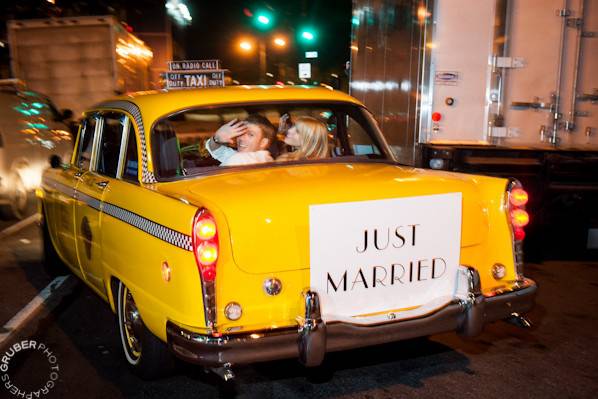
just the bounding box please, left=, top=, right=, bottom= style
left=505, top=312, right=532, bottom=328
left=209, top=362, right=235, bottom=381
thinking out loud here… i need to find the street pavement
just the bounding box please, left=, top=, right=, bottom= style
left=1, top=221, right=597, bottom=398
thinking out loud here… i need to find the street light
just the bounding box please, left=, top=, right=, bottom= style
left=239, top=41, right=253, bottom=52
left=273, top=37, right=286, bottom=47
left=235, top=32, right=289, bottom=83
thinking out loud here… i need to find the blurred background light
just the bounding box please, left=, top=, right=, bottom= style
left=350, top=80, right=400, bottom=92
left=166, top=0, right=192, bottom=27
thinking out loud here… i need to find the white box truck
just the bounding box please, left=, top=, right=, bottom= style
left=350, top=0, right=598, bottom=258
left=7, top=15, right=153, bottom=117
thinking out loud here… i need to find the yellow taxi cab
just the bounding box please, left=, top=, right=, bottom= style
left=38, top=86, right=536, bottom=380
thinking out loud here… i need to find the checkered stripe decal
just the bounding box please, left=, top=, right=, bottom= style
left=43, top=177, right=192, bottom=252
left=102, top=202, right=193, bottom=251
left=95, top=100, right=158, bottom=184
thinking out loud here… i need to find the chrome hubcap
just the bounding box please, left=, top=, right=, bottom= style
left=123, top=289, right=142, bottom=357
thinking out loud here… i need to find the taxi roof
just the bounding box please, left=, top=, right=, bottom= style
left=101, top=85, right=364, bottom=123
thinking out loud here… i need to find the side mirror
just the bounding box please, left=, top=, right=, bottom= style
left=49, top=155, right=62, bottom=169
left=60, top=109, right=73, bottom=121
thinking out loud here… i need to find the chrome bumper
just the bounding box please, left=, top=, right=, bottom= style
left=166, top=272, right=537, bottom=367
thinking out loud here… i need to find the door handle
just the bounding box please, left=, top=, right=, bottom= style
left=95, top=180, right=109, bottom=189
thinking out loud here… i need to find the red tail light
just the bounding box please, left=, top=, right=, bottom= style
left=510, top=208, right=530, bottom=227
left=508, top=180, right=528, bottom=280
left=509, top=188, right=528, bottom=207
left=192, top=209, right=218, bottom=282
left=508, top=182, right=530, bottom=241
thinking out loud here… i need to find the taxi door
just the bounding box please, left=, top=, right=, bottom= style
left=74, top=112, right=128, bottom=295
left=47, top=116, right=98, bottom=274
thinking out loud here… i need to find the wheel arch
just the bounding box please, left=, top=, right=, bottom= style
left=108, top=275, right=120, bottom=314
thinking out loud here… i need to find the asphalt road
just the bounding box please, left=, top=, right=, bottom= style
left=1, top=222, right=597, bottom=399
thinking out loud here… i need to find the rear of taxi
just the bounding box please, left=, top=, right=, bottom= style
left=162, top=165, right=536, bottom=368
left=125, top=88, right=539, bottom=370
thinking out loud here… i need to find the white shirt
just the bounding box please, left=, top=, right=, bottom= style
left=206, top=138, right=273, bottom=166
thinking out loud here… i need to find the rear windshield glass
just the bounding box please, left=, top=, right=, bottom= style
left=150, top=102, right=390, bottom=180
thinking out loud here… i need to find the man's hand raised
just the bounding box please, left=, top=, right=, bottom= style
left=214, top=119, right=248, bottom=144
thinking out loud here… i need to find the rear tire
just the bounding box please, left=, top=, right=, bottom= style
left=116, top=281, right=175, bottom=380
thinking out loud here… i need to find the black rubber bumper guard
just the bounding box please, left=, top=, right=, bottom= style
left=166, top=270, right=537, bottom=368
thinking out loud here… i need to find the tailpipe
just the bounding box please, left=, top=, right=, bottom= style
left=505, top=312, right=532, bottom=328
left=209, top=363, right=235, bottom=381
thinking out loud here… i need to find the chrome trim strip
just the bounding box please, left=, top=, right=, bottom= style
left=94, top=100, right=157, bottom=184
left=116, top=116, right=131, bottom=179
left=417, top=0, right=436, bottom=145
left=42, top=176, right=76, bottom=198
left=91, top=116, right=103, bottom=172
left=202, top=281, right=217, bottom=332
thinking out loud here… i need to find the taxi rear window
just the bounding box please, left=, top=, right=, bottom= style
left=150, top=102, right=390, bottom=180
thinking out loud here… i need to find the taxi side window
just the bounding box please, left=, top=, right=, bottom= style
left=76, top=116, right=97, bottom=170
left=97, top=112, right=127, bottom=178
left=345, top=116, right=381, bottom=157
left=122, top=120, right=139, bottom=183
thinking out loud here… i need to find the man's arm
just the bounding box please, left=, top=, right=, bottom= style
left=205, top=139, right=237, bottom=163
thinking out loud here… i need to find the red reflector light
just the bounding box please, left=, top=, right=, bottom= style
left=514, top=227, right=526, bottom=241
left=431, top=112, right=442, bottom=122
left=509, top=188, right=529, bottom=207
left=202, top=266, right=216, bottom=282
left=511, top=209, right=529, bottom=228
left=193, top=209, right=219, bottom=282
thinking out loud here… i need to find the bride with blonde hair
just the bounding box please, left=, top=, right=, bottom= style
left=277, top=115, right=329, bottom=161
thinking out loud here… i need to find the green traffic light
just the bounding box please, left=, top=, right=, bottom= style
left=298, top=28, right=316, bottom=44
left=301, top=31, right=314, bottom=40
left=257, top=15, right=270, bottom=24
left=253, top=10, right=273, bottom=29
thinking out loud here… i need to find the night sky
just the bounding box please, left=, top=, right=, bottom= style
left=1, top=0, right=352, bottom=84
left=176, top=0, right=352, bottom=82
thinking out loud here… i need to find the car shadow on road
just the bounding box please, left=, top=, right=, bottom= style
left=177, top=336, right=474, bottom=398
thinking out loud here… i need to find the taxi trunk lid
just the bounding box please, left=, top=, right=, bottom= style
left=166, top=162, right=492, bottom=274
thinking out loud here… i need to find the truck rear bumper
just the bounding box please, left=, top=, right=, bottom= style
left=167, top=276, right=537, bottom=367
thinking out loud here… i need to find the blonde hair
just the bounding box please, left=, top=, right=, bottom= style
left=284, top=116, right=329, bottom=161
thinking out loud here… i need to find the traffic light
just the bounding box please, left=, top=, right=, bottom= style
left=257, top=14, right=270, bottom=25
left=253, top=10, right=273, bottom=30
left=302, top=31, right=314, bottom=40
left=298, top=28, right=316, bottom=44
